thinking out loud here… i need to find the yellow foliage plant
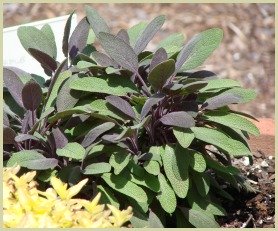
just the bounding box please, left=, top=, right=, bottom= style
left=3, top=166, right=133, bottom=228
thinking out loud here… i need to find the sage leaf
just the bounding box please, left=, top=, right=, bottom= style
left=22, top=80, right=42, bottom=111
left=102, top=173, right=148, bottom=203
left=160, top=111, right=195, bottom=128
left=134, top=15, right=166, bottom=54
left=202, top=92, right=241, bottom=110
left=28, top=48, right=57, bottom=72
left=191, top=127, right=252, bottom=156
left=148, top=59, right=175, bottom=91
left=56, top=142, right=85, bottom=160
left=85, top=5, right=110, bottom=36
left=84, top=162, right=111, bottom=174
left=173, top=127, right=195, bottom=148
left=98, top=32, right=139, bottom=73
left=68, top=17, right=90, bottom=59
left=157, top=173, right=177, bottom=214
left=7, top=150, right=58, bottom=170
left=63, top=11, right=75, bottom=57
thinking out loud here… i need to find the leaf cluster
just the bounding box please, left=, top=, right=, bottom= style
left=3, top=6, right=259, bottom=227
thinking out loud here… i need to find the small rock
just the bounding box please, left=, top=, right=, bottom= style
left=268, top=156, right=274, bottom=160
left=242, top=156, right=250, bottom=166
left=261, top=160, right=269, bottom=168
left=253, top=151, right=262, bottom=158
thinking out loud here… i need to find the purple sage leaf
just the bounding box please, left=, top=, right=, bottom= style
left=3, top=126, right=16, bottom=144
left=28, top=48, right=57, bottom=72
left=202, top=93, right=241, bottom=110
left=98, top=32, right=139, bottom=73
left=82, top=122, right=115, bottom=147
left=21, top=80, right=42, bottom=111
left=116, top=29, right=130, bottom=45
left=149, top=47, right=168, bottom=71
left=3, top=67, right=24, bottom=108
left=134, top=15, right=166, bottom=54
left=91, top=51, right=118, bottom=67
left=69, top=17, right=90, bottom=59
left=62, top=11, right=75, bottom=57
left=106, top=95, right=136, bottom=119
left=160, top=111, right=195, bottom=128
left=141, top=93, right=165, bottom=118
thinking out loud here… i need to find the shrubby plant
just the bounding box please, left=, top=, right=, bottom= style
left=3, top=6, right=259, bottom=227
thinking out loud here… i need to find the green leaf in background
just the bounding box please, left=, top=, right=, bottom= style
left=127, top=22, right=148, bottom=47
left=203, top=111, right=260, bottom=136
left=179, top=28, right=223, bottom=71
left=173, top=127, right=195, bottom=148
left=7, top=150, right=58, bottom=170
left=157, top=33, right=185, bottom=54
left=83, top=162, right=111, bottom=175
left=41, top=24, right=57, bottom=59
left=102, top=173, right=148, bottom=203
left=191, top=127, right=252, bottom=156
left=148, top=59, right=175, bottom=91
left=56, top=142, right=85, bottom=160
left=157, top=173, right=177, bottom=214
left=109, top=151, right=131, bottom=175
left=17, top=26, right=56, bottom=58
left=70, top=76, right=138, bottom=96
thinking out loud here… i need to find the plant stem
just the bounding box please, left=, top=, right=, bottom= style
left=136, top=72, right=151, bottom=96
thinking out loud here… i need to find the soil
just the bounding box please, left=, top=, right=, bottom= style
left=218, top=151, right=275, bottom=228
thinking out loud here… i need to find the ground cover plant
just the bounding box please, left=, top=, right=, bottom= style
left=3, top=6, right=260, bottom=228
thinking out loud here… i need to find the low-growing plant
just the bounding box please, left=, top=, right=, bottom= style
left=3, top=6, right=260, bottom=227
left=3, top=166, right=132, bottom=228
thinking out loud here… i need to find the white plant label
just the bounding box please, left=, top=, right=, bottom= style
left=3, top=14, right=77, bottom=77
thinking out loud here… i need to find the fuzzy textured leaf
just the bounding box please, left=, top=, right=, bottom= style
left=160, top=111, right=195, bottom=128
left=70, top=76, right=138, bottom=96
left=56, top=142, right=85, bottom=160
left=21, top=80, right=42, bottom=111
left=7, top=150, right=58, bottom=170
left=157, top=173, right=177, bottom=214
left=85, top=5, right=110, bottom=36
left=98, top=32, right=138, bottom=73
left=102, top=173, right=148, bottom=203
left=191, top=127, right=252, bottom=156
left=62, top=11, right=75, bottom=57
left=68, top=17, right=90, bottom=59
left=203, top=111, right=260, bottom=136
left=84, top=162, right=111, bottom=174
left=28, top=48, right=57, bottom=72
left=173, top=127, right=195, bottom=148
left=134, top=15, right=166, bottom=54
left=179, top=28, right=223, bottom=71
left=106, top=95, right=136, bottom=119
left=202, top=92, right=241, bottom=110
left=149, top=48, right=168, bottom=71
left=148, top=59, right=175, bottom=91
left=82, top=122, right=115, bottom=147
left=109, top=152, right=131, bottom=175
